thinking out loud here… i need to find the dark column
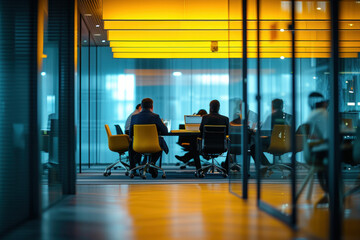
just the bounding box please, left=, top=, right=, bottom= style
left=329, top=0, right=342, bottom=239
left=0, top=0, right=40, bottom=235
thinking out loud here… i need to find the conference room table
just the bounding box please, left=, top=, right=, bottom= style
left=162, top=130, right=201, bottom=137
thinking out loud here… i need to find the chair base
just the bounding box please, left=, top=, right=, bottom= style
left=267, top=163, right=292, bottom=179
left=103, top=154, right=130, bottom=177
left=196, top=157, right=227, bottom=178
left=129, top=154, right=166, bottom=179
left=180, top=158, right=209, bottom=169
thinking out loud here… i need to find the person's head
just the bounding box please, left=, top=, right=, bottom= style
left=209, top=100, right=220, bottom=114
left=135, top=104, right=142, bottom=111
left=141, top=98, right=153, bottom=111
left=197, top=109, right=207, bottom=116
left=272, top=99, right=283, bottom=113
left=308, top=92, right=328, bottom=110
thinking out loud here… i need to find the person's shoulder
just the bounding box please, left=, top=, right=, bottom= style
left=219, top=114, right=229, bottom=121
left=150, top=112, right=160, bottom=118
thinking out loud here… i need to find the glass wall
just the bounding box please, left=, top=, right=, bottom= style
left=78, top=47, right=230, bottom=169
left=39, top=0, right=63, bottom=209
left=339, top=1, right=360, bottom=239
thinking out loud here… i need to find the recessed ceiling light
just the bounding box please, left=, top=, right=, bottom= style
left=83, top=40, right=87, bottom=43
left=94, top=33, right=101, bottom=37
left=313, top=76, right=317, bottom=79
left=102, top=40, right=106, bottom=43
left=280, top=29, right=285, bottom=32
left=316, top=7, right=322, bottom=10
left=172, top=72, right=182, bottom=76
left=346, top=81, right=348, bottom=83
left=349, top=23, right=354, bottom=27
left=96, top=24, right=100, bottom=28
left=84, top=13, right=92, bottom=17
left=280, top=56, right=285, bottom=60
left=41, top=72, right=46, bottom=76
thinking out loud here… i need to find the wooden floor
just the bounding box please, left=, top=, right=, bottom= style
left=3, top=182, right=360, bottom=240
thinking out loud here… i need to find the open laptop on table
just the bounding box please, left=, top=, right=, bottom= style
left=170, top=115, right=202, bottom=133
left=184, top=115, right=202, bottom=131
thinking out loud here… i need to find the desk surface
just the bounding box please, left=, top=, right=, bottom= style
left=162, top=130, right=201, bottom=136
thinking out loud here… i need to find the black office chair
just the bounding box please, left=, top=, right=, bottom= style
left=196, top=125, right=228, bottom=177
left=115, top=124, right=124, bottom=135
left=344, top=125, right=360, bottom=198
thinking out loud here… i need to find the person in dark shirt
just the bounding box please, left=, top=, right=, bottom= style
left=128, top=98, right=169, bottom=177
left=175, top=109, right=207, bottom=165
left=194, top=100, right=229, bottom=176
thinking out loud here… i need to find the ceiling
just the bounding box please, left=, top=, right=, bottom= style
left=78, top=0, right=108, bottom=46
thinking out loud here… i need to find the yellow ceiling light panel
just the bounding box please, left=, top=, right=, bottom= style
left=103, top=0, right=359, bottom=22
left=113, top=52, right=235, bottom=59
left=111, top=47, right=242, bottom=53
left=109, top=41, right=243, bottom=48
left=113, top=52, right=358, bottom=59
left=104, top=20, right=242, bottom=30
left=111, top=46, right=360, bottom=54
left=340, top=0, right=360, bottom=20
left=108, top=40, right=360, bottom=50
left=103, top=0, right=231, bottom=20
left=108, top=30, right=235, bottom=41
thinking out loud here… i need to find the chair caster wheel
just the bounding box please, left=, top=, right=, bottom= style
left=222, top=173, right=228, bottom=178
left=180, top=165, right=186, bottom=170
left=103, top=171, right=111, bottom=177
left=162, top=174, right=166, bottom=179
left=125, top=172, right=129, bottom=176
left=141, top=175, right=146, bottom=179
left=130, top=173, right=134, bottom=179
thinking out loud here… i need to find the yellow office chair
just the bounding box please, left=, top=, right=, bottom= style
left=129, top=124, right=166, bottom=179
left=104, top=124, right=130, bottom=177
left=265, top=124, right=293, bottom=178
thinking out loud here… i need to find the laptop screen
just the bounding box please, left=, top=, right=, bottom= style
left=185, top=115, right=202, bottom=124
left=340, top=112, right=359, bottom=129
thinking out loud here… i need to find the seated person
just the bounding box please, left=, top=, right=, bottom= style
left=230, top=99, right=258, bottom=130
left=128, top=98, right=169, bottom=176
left=254, top=98, right=292, bottom=167
left=194, top=100, right=229, bottom=176
left=261, top=98, right=292, bottom=131
left=175, top=109, right=207, bottom=165
left=124, top=103, right=142, bottom=135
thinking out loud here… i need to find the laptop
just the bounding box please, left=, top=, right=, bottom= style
left=184, top=115, right=202, bottom=131
left=341, top=112, right=359, bottom=130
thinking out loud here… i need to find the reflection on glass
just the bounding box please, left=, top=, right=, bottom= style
left=39, top=0, right=62, bottom=209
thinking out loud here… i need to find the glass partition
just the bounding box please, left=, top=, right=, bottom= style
left=339, top=1, right=360, bottom=239
left=39, top=0, right=63, bottom=209
left=254, top=0, right=294, bottom=222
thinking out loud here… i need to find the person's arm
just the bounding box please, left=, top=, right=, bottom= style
left=225, top=117, right=230, bottom=135
left=155, top=115, right=168, bottom=134
left=129, top=117, right=134, bottom=139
